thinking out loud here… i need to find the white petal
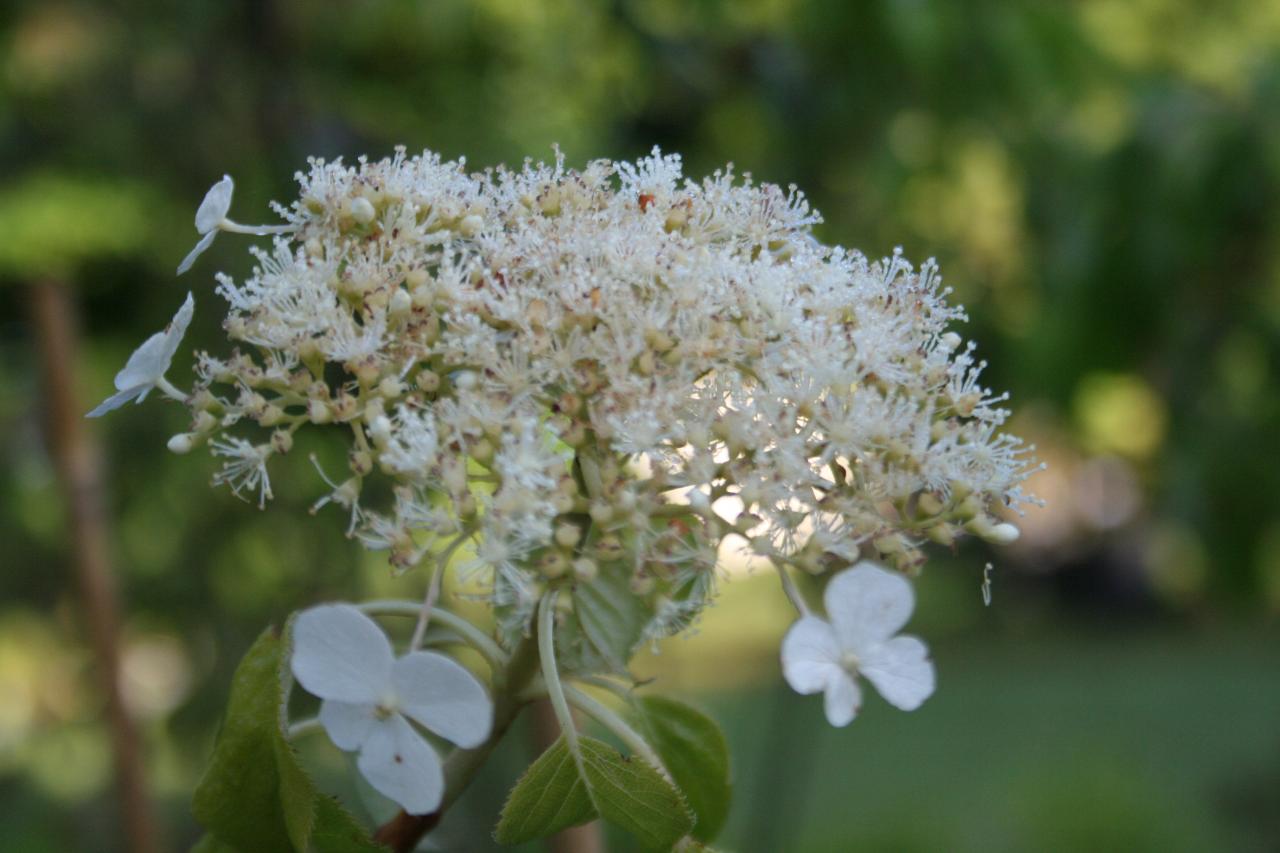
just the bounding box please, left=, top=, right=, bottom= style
left=114, top=292, right=195, bottom=390
left=177, top=230, right=217, bottom=275
left=780, top=616, right=843, bottom=695
left=825, top=561, right=915, bottom=652
left=319, top=699, right=377, bottom=751
left=860, top=635, right=936, bottom=711
left=823, top=670, right=862, bottom=727
left=195, top=175, right=234, bottom=234
left=357, top=714, right=444, bottom=816
left=86, top=385, right=145, bottom=418
left=291, top=604, right=393, bottom=704
left=392, top=652, right=492, bottom=749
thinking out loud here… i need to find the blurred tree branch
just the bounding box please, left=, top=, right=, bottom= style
left=29, top=279, right=159, bottom=853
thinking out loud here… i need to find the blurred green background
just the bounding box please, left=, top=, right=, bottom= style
left=2, top=0, right=1279, bottom=850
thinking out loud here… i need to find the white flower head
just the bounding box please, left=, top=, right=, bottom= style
left=87, top=292, right=194, bottom=418
left=781, top=561, right=936, bottom=726
left=290, top=604, right=493, bottom=815
left=178, top=176, right=234, bottom=275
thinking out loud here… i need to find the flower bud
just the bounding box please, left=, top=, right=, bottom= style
left=917, top=492, right=946, bottom=517
left=987, top=522, right=1021, bottom=545
left=572, top=557, right=598, bottom=582
left=349, top=449, right=373, bottom=476
left=307, top=399, right=332, bottom=424
left=389, top=288, right=412, bottom=316
left=554, top=523, right=581, bottom=549
left=537, top=551, right=570, bottom=579
left=167, top=433, right=196, bottom=454
left=378, top=377, right=404, bottom=399
left=349, top=196, right=376, bottom=225
left=415, top=370, right=440, bottom=393
left=270, top=429, right=293, bottom=455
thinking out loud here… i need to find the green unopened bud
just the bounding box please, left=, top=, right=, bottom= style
left=307, top=399, right=332, bottom=424
left=926, top=522, right=957, bottom=547
left=537, top=551, right=570, bottom=579
left=349, top=449, right=373, bottom=476
left=270, top=429, right=293, bottom=455
left=378, top=376, right=404, bottom=399
left=554, top=523, right=582, bottom=549
left=572, top=557, right=598, bottom=582
left=917, top=492, right=946, bottom=517
left=415, top=370, right=440, bottom=393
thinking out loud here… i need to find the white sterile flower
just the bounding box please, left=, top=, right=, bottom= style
left=781, top=561, right=936, bottom=727
left=290, top=604, right=493, bottom=815
left=178, top=176, right=234, bottom=275
left=87, top=292, right=194, bottom=418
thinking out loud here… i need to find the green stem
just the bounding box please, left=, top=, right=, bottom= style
left=775, top=563, right=811, bottom=617
left=537, top=591, right=579, bottom=752
left=563, top=684, right=663, bottom=772
left=409, top=530, right=475, bottom=651
left=286, top=717, right=323, bottom=739
left=358, top=599, right=507, bottom=668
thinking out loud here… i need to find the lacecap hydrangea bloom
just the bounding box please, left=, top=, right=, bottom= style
left=94, top=147, right=1039, bottom=846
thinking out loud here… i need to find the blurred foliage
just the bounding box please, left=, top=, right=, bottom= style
left=2, top=0, right=1279, bottom=849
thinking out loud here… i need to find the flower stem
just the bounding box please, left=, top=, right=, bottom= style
left=358, top=599, right=507, bottom=668
left=286, top=717, right=323, bottom=739
left=776, top=563, right=811, bottom=617
left=537, top=591, right=579, bottom=752
left=409, top=530, right=474, bottom=651
left=562, top=684, right=664, bottom=772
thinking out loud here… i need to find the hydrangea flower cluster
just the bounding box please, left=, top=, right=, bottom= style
left=93, top=147, right=1039, bottom=841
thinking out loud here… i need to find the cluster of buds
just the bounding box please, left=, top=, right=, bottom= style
left=119, top=146, right=1038, bottom=655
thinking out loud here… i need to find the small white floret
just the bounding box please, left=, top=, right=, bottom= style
left=290, top=603, right=493, bottom=815
left=87, top=292, right=194, bottom=418
left=780, top=561, right=935, bottom=726
left=178, top=176, right=234, bottom=274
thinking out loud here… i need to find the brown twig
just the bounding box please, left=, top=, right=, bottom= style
left=29, top=279, right=160, bottom=853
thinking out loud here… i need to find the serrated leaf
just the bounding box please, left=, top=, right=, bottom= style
left=312, top=796, right=390, bottom=853
left=190, top=834, right=241, bottom=853
left=573, top=561, right=650, bottom=673
left=192, top=628, right=301, bottom=852
left=496, top=734, right=693, bottom=850
left=192, top=626, right=385, bottom=853
left=495, top=736, right=595, bottom=844
left=632, top=697, right=732, bottom=842
left=578, top=735, right=694, bottom=851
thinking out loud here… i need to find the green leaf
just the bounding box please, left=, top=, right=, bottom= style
left=190, top=834, right=241, bottom=853
left=192, top=626, right=385, bottom=853
left=192, top=628, right=301, bottom=852
left=579, top=735, right=694, bottom=851
left=494, top=736, right=595, bottom=845
left=312, top=796, right=390, bottom=853
left=573, top=560, right=651, bottom=673
left=632, top=697, right=732, bottom=842
left=496, top=735, right=694, bottom=850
